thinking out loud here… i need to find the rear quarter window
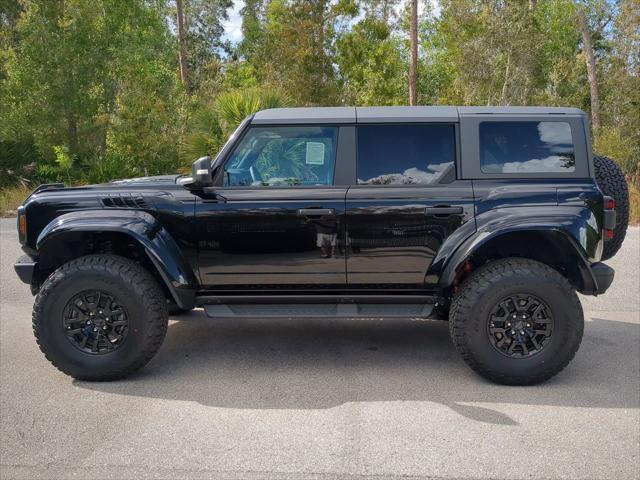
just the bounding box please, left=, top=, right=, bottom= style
left=480, top=121, right=575, bottom=174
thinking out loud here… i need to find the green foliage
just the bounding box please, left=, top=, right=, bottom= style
left=335, top=16, right=406, bottom=105
left=179, top=88, right=288, bottom=165
left=53, top=146, right=74, bottom=171
left=594, top=127, right=640, bottom=180
left=242, top=0, right=339, bottom=105
left=179, top=106, right=224, bottom=165
left=81, top=152, right=134, bottom=184
left=180, top=0, right=234, bottom=89
left=216, top=89, right=288, bottom=133
left=0, top=138, right=41, bottom=187
left=0, top=0, right=638, bottom=190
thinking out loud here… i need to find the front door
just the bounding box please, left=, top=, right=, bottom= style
left=346, top=123, right=474, bottom=289
left=197, top=125, right=348, bottom=290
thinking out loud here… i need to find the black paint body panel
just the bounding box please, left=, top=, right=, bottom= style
left=15, top=108, right=613, bottom=300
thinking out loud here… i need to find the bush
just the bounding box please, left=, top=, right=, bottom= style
left=179, top=89, right=289, bottom=166
left=215, top=89, right=289, bottom=135
left=0, top=139, right=42, bottom=187
left=82, top=153, right=134, bottom=184
left=594, top=127, right=639, bottom=182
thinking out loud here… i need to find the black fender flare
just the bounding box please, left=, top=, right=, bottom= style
left=35, top=210, right=197, bottom=309
left=434, top=206, right=602, bottom=294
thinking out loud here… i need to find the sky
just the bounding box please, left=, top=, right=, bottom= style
left=222, top=0, right=442, bottom=44
left=222, top=0, right=244, bottom=44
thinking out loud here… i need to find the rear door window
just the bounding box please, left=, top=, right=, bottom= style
left=356, top=124, right=455, bottom=185
left=479, top=121, right=575, bottom=173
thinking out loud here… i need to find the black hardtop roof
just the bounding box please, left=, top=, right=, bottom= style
left=251, top=106, right=585, bottom=124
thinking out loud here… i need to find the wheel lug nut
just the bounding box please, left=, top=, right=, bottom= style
left=86, top=320, right=91, bottom=324
left=520, top=331, right=525, bottom=335
left=511, top=330, right=515, bottom=335
left=102, top=325, right=107, bottom=330
left=526, top=323, right=531, bottom=327
left=93, top=327, right=97, bottom=332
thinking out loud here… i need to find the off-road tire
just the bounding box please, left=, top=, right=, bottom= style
left=33, top=255, right=168, bottom=381
left=449, top=258, right=584, bottom=385
left=594, top=155, right=629, bottom=260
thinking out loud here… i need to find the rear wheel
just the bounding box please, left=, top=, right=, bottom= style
left=33, top=255, right=168, bottom=380
left=594, top=155, right=629, bottom=260
left=449, top=258, right=583, bottom=385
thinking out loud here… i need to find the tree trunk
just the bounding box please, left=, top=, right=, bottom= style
left=176, top=0, right=190, bottom=94
left=529, top=0, right=537, bottom=11
left=408, top=0, right=418, bottom=106
left=500, top=52, right=511, bottom=105
left=577, top=8, right=600, bottom=130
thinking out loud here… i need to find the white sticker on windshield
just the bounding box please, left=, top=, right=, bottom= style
left=305, top=142, right=325, bottom=165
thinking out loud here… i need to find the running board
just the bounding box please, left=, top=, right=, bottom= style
left=203, top=296, right=435, bottom=319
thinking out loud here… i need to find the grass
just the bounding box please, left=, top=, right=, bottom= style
left=0, top=185, right=32, bottom=217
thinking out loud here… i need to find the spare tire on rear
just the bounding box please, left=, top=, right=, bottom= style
left=593, top=155, right=629, bottom=260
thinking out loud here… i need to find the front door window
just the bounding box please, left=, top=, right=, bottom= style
left=223, top=126, right=338, bottom=187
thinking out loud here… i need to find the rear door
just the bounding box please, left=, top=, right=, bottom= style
left=196, top=124, right=352, bottom=290
left=345, top=122, right=474, bottom=290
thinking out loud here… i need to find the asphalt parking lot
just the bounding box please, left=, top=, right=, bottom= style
left=1, top=217, right=638, bottom=480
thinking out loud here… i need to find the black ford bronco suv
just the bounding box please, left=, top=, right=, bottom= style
left=14, top=106, right=630, bottom=385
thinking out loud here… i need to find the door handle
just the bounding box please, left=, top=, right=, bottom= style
left=297, top=208, right=335, bottom=217
left=425, top=206, right=463, bottom=216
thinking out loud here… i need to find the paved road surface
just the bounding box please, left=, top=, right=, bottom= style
left=1, top=218, right=638, bottom=479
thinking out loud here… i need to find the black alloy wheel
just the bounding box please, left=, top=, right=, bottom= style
left=63, top=290, right=129, bottom=354
left=487, top=294, right=553, bottom=358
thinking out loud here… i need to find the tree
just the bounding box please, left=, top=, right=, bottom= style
left=434, top=0, right=583, bottom=106
left=179, top=88, right=287, bottom=163
left=408, top=0, right=418, bottom=105
left=595, top=0, right=640, bottom=181
left=2, top=0, right=179, bottom=165
left=577, top=7, right=600, bottom=130
left=182, top=0, right=233, bottom=89
left=176, top=0, right=190, bottom=93
left=245, top=0, right=338, bottom=105
left=334, top=3, right=405, bottom=105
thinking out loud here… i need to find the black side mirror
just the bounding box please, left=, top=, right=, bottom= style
left=192, top=156, right=213, bottom=187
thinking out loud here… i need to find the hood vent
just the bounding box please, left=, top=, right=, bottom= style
left=101, top=194, right=150, bottom=209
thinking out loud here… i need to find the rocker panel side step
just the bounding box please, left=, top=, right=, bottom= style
left=197, top=294, right=437, bottom=305
left=204, top=301, right=434, bottom=318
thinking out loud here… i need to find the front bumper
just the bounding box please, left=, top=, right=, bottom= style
left=590, top=262, right=615, bottom=295
left=14, top=255, right=36, bottom=284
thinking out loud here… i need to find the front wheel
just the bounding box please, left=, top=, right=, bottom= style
left=32, top=255, right=168, bottom=380
left=449, top=258, right=584, bottom=385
